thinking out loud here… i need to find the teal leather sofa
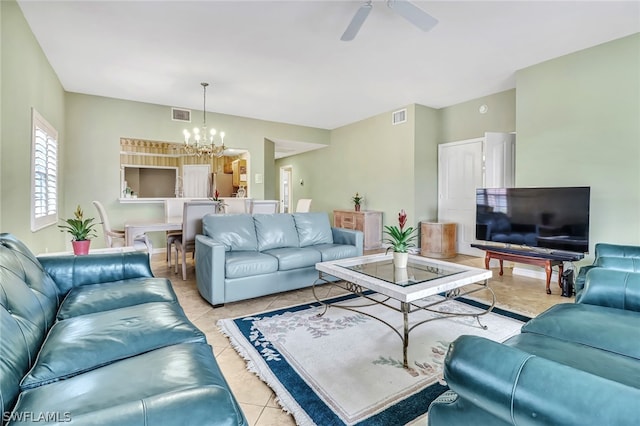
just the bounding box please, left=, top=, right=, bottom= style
left=575, top=242, right=640, bottom=297
left=0, top=233, right=246, bottom=426
left=195, top=212, right=363, bottom=306
left=428, top=267, right=640, bottom=425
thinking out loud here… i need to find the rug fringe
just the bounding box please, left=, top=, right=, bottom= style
left=217, top=319, right=317, bottom=426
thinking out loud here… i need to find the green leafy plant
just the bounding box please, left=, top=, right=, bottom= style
left=384, top=209, right=417, bottom=253
left=352, top=192, right=363, bottom=206
left=58, top=205, right=98, bottom=241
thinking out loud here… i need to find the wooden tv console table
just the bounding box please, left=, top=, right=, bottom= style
left=471, top=244, right=583, bottom=294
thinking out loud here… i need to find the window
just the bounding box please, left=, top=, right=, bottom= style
left=31, top=108, right=58, bottom=231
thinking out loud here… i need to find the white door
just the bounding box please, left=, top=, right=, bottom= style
left=438, top=139, right=484, bottom=256
left=182, top=165, right=211, bottom=198
left=279, top=166, right=292, bottom=213
left=484, top=132, right=516, bottom=188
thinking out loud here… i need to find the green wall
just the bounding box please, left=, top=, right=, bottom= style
left=276, top=104, right=441, bottom=229
left=440, top=89, right=516, bottom=143
left=516, top=33, right=640, bottom=252
left=1, top=0, right=66, bottom=253
left=63, top=93, right=328, bottom=250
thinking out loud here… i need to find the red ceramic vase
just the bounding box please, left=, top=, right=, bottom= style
left=355, top=204, right=361, bottom=212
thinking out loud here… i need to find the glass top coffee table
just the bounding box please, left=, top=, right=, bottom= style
left=313, top=253, right=494, bottom=368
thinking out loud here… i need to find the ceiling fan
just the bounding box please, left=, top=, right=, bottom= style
left=340, top=0, right=438, bottom=41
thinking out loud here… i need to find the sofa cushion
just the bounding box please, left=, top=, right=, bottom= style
left=263, top=247, right=321, bottom=271
left=521, top=302, right=640, bottom=360
left=309, top=243, right=359, bottom=261
left=225, top=251, right=278, bottom=278
left=254, top=214, right=300, bottom=251
left=293, top=213, right=333, bottom=247
left=13, top=343, right=246, bottom=426
left=20, top=302, right=205, bottom=390
left=57, top=277, right=178, bottom=320
left=202, top=214, right=258, bottom=251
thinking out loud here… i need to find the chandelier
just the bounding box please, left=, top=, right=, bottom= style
left=182, top=82, right=226, bottom=158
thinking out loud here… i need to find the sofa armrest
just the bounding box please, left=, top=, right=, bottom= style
left=576, top=268, right=640, bottom=311
left=575, top=264, right=597, bottom=295
left=331, top=227, right=364, bottom=256
left=195, top=234, right=227, bottom=306
left=37, top=252, right=153, bottom=295
left=437, top=335, right=640, bottom=425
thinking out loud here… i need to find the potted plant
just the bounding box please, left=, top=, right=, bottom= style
left=58, top=205, right=98, bottom=255
left=384, top=209, right=417, bottom=268
left=352, top=192, right=363, bottom=212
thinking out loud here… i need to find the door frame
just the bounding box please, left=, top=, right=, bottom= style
left=279, top=165, right=293, bottom=213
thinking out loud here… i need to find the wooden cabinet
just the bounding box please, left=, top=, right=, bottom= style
left=420, top=222, right=456, bottom=259
left=333, top=210, right=382, bottom=251
left=232, top=159, right=247, bottom=187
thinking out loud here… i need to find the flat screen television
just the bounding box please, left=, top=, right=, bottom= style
left=476, top=186, right=591, bottom=254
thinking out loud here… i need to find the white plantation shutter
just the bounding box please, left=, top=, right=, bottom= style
left=31, top=108, right=58, bottom=231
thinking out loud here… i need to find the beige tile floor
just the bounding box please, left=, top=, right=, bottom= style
left=151, top=252, right=571, bottom=426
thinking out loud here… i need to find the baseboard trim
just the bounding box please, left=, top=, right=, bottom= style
left=513, top=266, right=559, bottom=283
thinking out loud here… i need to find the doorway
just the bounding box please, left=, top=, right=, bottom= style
left=279, top=166, right=292, bottom=213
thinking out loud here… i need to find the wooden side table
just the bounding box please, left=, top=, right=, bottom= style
left=333, top=210, right=383, bottom=250
left=420, top=222, right=457, bottom=258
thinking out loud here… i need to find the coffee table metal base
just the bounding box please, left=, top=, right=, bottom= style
left=312, top=272, right=496, bottom=369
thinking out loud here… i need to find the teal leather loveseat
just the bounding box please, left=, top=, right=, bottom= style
left=195, top=212, right=363, bottom=306
left=428, top=267, right=640, bottom=425
left=574, top=242, right=640, bottom=297
left=0, top=233, right=246, bottom=426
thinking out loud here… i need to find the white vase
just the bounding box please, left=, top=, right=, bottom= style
left=394, top=267, right=409, bottom=283
left=393, top=251, right=408, bottom=268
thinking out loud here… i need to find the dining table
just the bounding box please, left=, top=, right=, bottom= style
left=124, top=216, right=182, bottom=246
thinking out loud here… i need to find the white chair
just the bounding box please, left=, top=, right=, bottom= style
left=251, top=200, right=279, bottom=214
left=296, top=199, right=312, bottom=213
left=174, top=201, right=218, bottom=280
left=92, top=200, right=152, bottom=254
left=164, top=198, right=189, bottom=267
left=222, top=197, right=252, bottom=214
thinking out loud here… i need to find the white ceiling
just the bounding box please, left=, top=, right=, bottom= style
left=17, top=0, right=640, bottom=155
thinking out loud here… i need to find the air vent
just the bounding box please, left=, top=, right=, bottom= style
left=171, top=108, right=191, bottom=122
left=392, top=108, right=407, bottom=125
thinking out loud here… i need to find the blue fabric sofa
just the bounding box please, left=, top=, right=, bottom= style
left=0, top=233, right=246, bottom=426
left=427, top=267, right=640, bottom=425
left=574, top=242, right=640, bottom=298
left=195, top=212, right=363, bottom=306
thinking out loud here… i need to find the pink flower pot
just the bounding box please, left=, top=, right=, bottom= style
left=72, top=240, right=91, bottom=255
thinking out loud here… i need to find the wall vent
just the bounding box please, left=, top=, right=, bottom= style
left=171, top=108, right=191, bottom=122
left=392, top=108, right=407, bottom=125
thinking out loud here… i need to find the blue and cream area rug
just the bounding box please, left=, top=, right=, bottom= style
left=218, top=294, right=530, bottom=426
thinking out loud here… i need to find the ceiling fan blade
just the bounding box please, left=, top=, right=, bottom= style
left=340, top=2, right=373, bottom=41
left=387, top=0, right=438, bottom=32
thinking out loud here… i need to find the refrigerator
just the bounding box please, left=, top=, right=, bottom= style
left=213, top=172, right=234, bottom=197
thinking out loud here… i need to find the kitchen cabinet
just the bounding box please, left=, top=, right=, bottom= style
left=232, top=159, right=247, bottom=187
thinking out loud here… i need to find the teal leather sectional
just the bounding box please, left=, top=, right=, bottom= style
left=0, top=233, right=246, bottom=426
left=574, top=242, right=640, bottom=298
left=428, top=267, right=640, bottom=425
left=195, top=212, right=363, bottom=306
